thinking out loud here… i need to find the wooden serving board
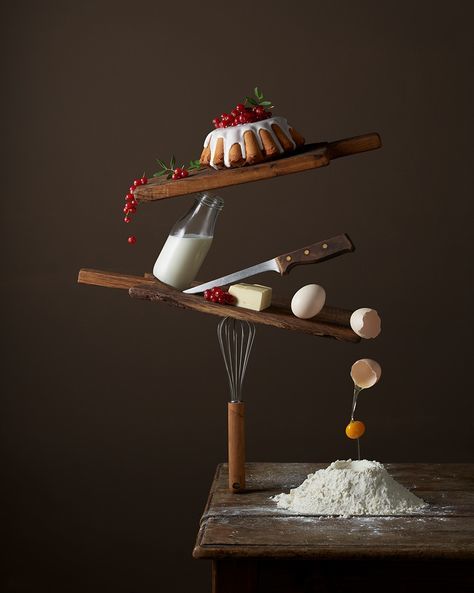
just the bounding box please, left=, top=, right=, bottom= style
left=134, top=133, right=381, bottom=202
left=78, top=269, right=360, bottom=343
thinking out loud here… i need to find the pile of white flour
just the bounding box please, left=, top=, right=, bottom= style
left=273, top=460, right=426, bottom=517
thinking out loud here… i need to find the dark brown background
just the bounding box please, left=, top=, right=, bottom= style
left=2, top=1, right=473, bottom=591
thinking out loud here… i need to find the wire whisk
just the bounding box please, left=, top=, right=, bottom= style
left=217, top=317, right=256, bottom=402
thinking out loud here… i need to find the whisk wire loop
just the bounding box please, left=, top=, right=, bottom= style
left=217, top=317, right=256, bottom=402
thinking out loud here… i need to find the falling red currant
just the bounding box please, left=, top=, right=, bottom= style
left=121, top=174, right=147, bottom=242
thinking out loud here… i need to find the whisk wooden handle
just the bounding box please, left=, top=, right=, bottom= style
left=228, top=402, right=245, bottom=492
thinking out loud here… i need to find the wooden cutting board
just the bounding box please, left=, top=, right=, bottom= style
left=77, top=269, right=360, bottom=342
left=133, top=133, right=381, bottom=202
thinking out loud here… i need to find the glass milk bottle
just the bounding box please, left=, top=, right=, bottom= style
left=153, top=193, right=224, bottom=290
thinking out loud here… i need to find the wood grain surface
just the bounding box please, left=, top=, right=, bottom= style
left=77, top=269, right=360, bottom=342
left=133, top=133, right=381, bottom=202
left=228, top=402, right=246, bottom=492
left=194, top=462, right=474, bottom=561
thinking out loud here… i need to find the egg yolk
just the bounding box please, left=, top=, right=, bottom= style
left=345, top=420, right=366, bottom=439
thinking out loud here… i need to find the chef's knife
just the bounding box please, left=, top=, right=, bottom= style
left=183, top=233, right=354, bottom=294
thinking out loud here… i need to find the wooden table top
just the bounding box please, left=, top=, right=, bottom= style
left=193, top=462, right=474, bottom=561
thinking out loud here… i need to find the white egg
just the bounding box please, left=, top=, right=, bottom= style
left=350, top=308, right=382, bottom=339
left=291, top=284, right=326, bottom=319
left=351, top=359, right=382, bottom=389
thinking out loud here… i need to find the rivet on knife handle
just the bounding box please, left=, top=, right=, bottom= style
left=275, top=233, right=355, bottom=275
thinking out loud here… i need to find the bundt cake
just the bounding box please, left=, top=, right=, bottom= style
left=199, top=88, right=305, bottom=169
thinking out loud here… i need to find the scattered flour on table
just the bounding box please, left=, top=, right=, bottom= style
left=272, top=460, right=427, bottom=517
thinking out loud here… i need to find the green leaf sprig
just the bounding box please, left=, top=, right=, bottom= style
left=244, top=87, right=274, bottom=109
left=188, top=159, right=201, bottom=171
left=153, top=157, right=202, bottom=180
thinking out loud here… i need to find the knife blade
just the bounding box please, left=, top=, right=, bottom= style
left=183, top=233, right=354, bottom=294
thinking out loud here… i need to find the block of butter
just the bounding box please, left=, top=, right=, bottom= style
left=228, top=283, right=272, bottom=311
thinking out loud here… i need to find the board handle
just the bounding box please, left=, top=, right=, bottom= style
left=228, top=402, right=245, bottom=492
left=327, top=133, right=382, bottom=159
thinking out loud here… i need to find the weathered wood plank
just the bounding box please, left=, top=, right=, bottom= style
left=211, top=462, right=474, bottom=492
left=133, top=133, right=382, bottom=202
left=77, top=268, right=156, bottom=290
left=129, top=283, right=360, bottom=342
left=202, top=490, right=474, bottom=519
left=196, top=515, right=474, bottom=560
left=78, top=268, right=360, bottom=341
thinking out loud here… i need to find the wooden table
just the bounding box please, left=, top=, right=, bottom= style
left=193, top=463, right=474, bottom=593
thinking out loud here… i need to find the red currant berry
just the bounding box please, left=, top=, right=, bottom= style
left=140, top=176, right=147, bottom=185
left=125, top=193, right=134, bottom=202
left=128, top=236, right=137, bottom=244
left=181, top=170, right=189, bottom=178
left=217, top=295, right=227, bottom=304
left=210, top=295, right=218, bottom=303
left=218, top=122, right=225, bottom=128
left=172, top=173, right=178, bottom=180
left=236, top=103, right=245, bottom=112
left=212, top=117, right=220, bottom=125
left=124, top=216, right=131, bottom=223
left=129, top=186, right=135, bottom=194
left=204, top=289, right=212, bottom=300
left=130, top=199, right=138, bottom=207
left=124, top=205, right=130, bottom=213
left=133, top=179, right=141, bottom=187
left=224, top=293, right=235, bottom=304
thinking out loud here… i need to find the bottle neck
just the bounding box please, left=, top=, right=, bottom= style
left=170, top=193, right=224, bottom=238
left=198, top=193, right=224, bottom=211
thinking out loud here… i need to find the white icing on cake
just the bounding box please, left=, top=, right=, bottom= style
left=203, top=116, right=296, bottom=169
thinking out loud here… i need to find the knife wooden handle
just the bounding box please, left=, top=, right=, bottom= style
left=275, top=233, right=355, bottom=275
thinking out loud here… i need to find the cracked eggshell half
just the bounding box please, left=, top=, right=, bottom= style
left=291, top=284, right=326, bottom=319
left=351, top=359, right=382, bottom=389
left=350, top=308, right=382, bottom=339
